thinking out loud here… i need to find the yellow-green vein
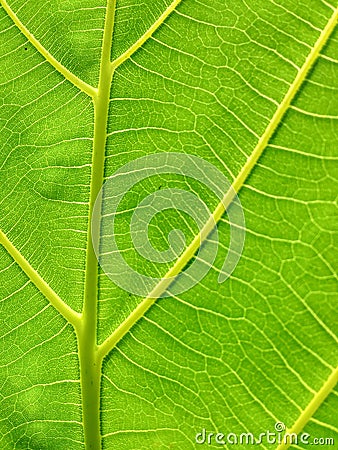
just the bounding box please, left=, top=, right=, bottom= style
left=97, top=7, right=338, bottom=359
left=0, top=0, right=98, bottom=98
left=276, top=367, right=338, bottom=450
left=77, top=0, right=116, bottom=448
left=0, top=230, right=81, bottom=327
left=111, top=0, right=182, bottom=70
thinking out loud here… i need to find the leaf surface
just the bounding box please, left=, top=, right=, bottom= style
left=0, top=0, right=337, bottom=449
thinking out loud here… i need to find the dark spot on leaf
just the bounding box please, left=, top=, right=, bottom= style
left=181, top=255, right=196, bottom=272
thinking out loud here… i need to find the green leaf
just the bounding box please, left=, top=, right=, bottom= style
left=0, top=1, right=337, bottom=449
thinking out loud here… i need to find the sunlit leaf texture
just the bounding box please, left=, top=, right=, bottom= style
left=0, top=0, right=337, bottom=449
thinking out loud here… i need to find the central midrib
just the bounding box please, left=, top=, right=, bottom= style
left=78, top=3, right=338, bottom=449
left=78, top=1, right=116, bottom=448
left=1, top=1, right=336, bottom=449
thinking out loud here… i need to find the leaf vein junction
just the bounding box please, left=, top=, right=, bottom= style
left=111, top=0, right=183, bottom=70
left=98, top=6, right=338, bottom=360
